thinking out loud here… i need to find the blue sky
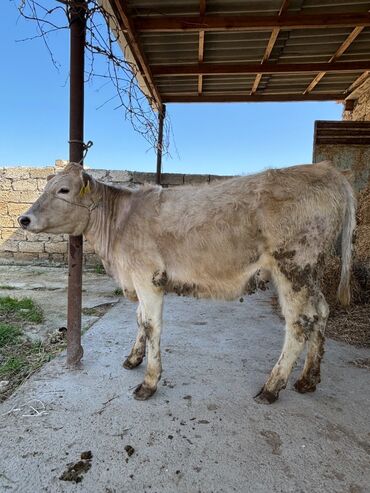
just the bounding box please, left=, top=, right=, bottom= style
left=1, top=0, right=343, bottom=175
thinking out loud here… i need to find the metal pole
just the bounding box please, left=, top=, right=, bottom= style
left=67, top=0, right=86, bottom=368
left=156, top=104, right=166, bottom=185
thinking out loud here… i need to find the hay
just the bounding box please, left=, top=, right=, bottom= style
left=321, top=182, right=370, bottom=347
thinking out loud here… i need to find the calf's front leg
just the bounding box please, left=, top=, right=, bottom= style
left=132, top=281, right=164, bottom=400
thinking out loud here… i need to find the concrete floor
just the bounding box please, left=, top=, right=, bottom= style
left=0, top=291, right=369, bottom=493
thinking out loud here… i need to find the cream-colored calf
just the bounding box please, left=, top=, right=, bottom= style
left=19, top=161, right=355, bottom=403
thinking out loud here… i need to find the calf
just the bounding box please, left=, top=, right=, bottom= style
left=19, top=161, right=355, bottom=403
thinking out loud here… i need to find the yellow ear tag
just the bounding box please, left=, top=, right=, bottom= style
left=79, top=181, right=91, bottom=197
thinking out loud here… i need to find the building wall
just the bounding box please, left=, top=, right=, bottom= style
left=0, top=161, right=230, bottom=266
left=343, top=79, right=370, bottom=121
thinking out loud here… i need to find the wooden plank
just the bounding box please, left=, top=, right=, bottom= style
left=316, top=138, right=370, bottom=145
left=316, top=121, right=370, bottom=128
left=162, top=93, right=345, bottom=103
left=152, top=60, right=370, bottom=76
left=251, top=73, right=262, bottom=94
left=304, top=26, right=365, bottom=94
left=251, top=0, right=289, bottom=95
left=109, top=0, right=162, bottom=107
left=345, top=70, right=369, bottom=94
left=134, top=12, right=370, bottom=32
left=197, top=1, right=206, bottom=95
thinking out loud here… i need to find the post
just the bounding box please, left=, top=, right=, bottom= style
left=156, top=104, right=166, bottom=185
left=67, top=0, right=86, bottom=368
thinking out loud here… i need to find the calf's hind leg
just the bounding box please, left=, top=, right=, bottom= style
left=294, top=290, right=328, bottom=393
left=123, top=305, right=146, bottom=369
left=255, top=268, right=319, bottom=404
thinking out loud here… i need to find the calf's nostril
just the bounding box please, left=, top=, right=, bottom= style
left=19, top=216, right=31, bottom=227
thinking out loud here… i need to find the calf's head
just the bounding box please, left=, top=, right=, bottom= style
left=18, top=164, right=95, bottom=235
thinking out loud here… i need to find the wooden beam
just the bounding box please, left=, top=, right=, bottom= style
left=345, top=70, right=370, bottom=94
left=109, top=0, right=162, bottom=107
left=251, top=0, right=289, bottom=95
left=134, top=12, right=370, bottom=32
left=162, top=93, right=345, bottom=103
left=251, top=27, right=280, bottom=94
left=152, top=61, right=370, bottom=76
left=304, top=26, right=365, bottom=94
left=197, top=0, right=206, bottom=95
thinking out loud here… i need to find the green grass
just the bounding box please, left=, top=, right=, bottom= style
left=0, top=296, right=43, bottom=324
left=0, top=323, right=22, bottom=348
left=0, top=296, right=57, bottom=402
left=0, top=356, right=25, bottom=377
left=94, top=263, right=105, bottom=275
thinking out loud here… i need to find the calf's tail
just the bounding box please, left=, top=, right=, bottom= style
left=337, top=179, right=356, bottom=306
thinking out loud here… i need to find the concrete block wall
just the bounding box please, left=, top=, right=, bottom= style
left=0, top=161, right=230, bottom=266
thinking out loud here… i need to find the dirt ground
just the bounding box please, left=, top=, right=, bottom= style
left=0, top=290, right=369, bottom=493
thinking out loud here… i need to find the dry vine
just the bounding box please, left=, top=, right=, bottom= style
left=16, top=0, right=170, bottom=153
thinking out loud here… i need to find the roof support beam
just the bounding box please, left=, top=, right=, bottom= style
left=345, top=70, right=370, bottom=95
left=304, top=25, right=365, bottom=94
left=251, top=0, right=290, bottom=94
left=109, top=0, right=162, bottom=108
left=134, top=12, right=370, bottom=32
left=198, top=0, right=206, bottom=95
left=162, top=93, right=345, bottom=103
left=152, top=61, right=370, bottom=76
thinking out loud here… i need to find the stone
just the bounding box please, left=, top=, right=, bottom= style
left=54, top=159, right=68, bottom=169
left=12, top=179, right=38, bottom=191
left=132, top=172, right=156, bottom=184
left=18, top=241, right=44, bottom=253
left=108, top=170, right=133, bottom=183
left=45, top=242, right=68, bottom=254
left=13, top=252, right=35, bottom=262
left=161, top=173, right=184, bottom=186
left=29, top=167, right=55, bottom=179
left=7, top=203, right=31, bottom=216
left=0, top=216, right=15, bottom=228
left=89, top=169, right=108, bottom=181
left=0, top=203, right=8, bottom=215
left=183, top=174, right=209, bottom=185
left=3, top=168, right=30, bottom=179
left=0, top=240, right=19, bottom=252
left=1, top=228, right=26, bottom=240
left=0, top=179, right=12, bottom=191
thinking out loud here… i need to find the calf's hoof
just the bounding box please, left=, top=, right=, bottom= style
left=254, top=387, right=279, bottom=405
left=294, top=377, right=317, bottom=394
left=133, top=383, right=157, bottom=401
left=123, top=357, right=143, bottom=370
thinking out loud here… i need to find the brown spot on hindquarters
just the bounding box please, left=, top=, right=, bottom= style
left=152, top=270, right=168, bottom=288
left=272, top=249, right=296, bottom=261
left=172, top=283, right=199, bottom=298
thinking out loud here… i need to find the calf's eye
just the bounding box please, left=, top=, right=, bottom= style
left=58, top=188, right=70, bottom=194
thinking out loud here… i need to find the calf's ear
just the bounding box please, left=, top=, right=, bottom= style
left=79, top=171, right=92, bottom=197
left=47, top=174, right=55, bottom=182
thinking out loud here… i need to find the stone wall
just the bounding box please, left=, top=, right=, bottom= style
left=343, top=79, right=370, bottom=121
left=0, top=161, right=229, bottom=266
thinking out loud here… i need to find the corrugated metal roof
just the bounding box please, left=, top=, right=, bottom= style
left=107, top=0, right=370, bottom=104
